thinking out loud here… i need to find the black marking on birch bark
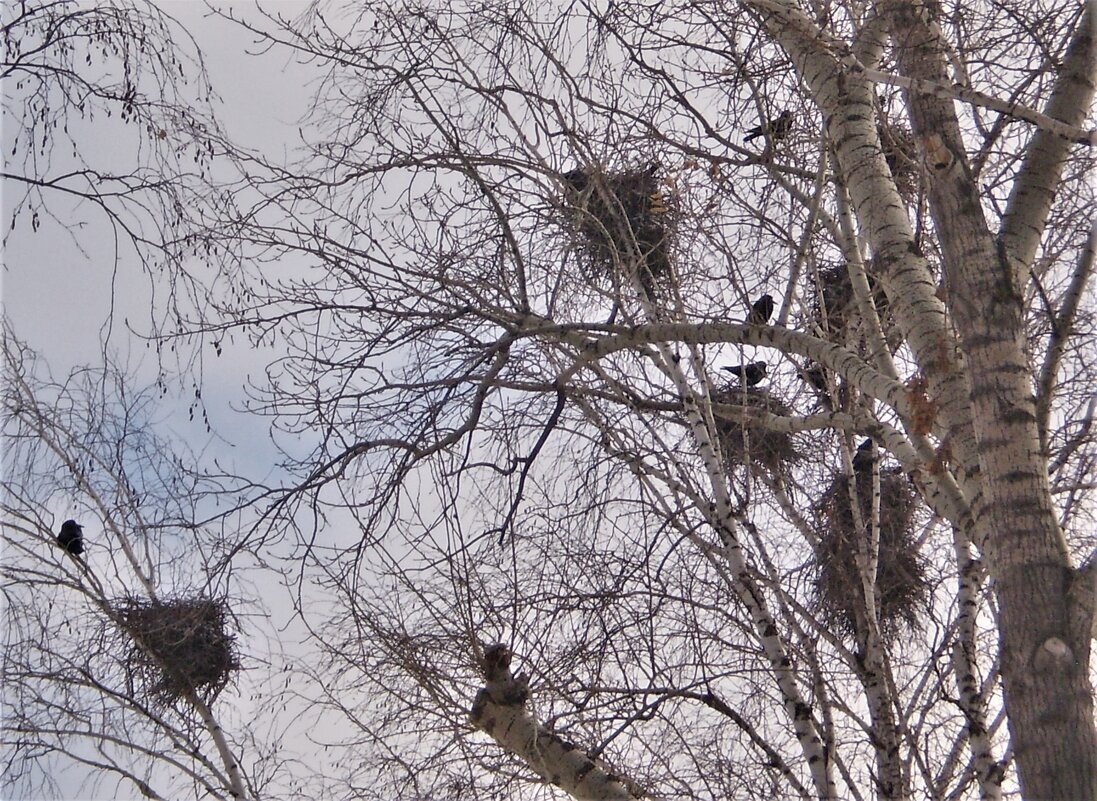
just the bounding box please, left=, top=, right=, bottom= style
left=989, top=362, right=1030, bottom=377
left=1000, top=405, right=1037, bottom=424
left=995, top=237, right=1021, bottom=301
left=1000, top=469, right=1040, bottom=482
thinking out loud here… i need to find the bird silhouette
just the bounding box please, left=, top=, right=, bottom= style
left=749, top=294, right=775, bottom=324
left=562, top=167, right=590, bottom=191
left=852, top=439, right=875, bottom=473
left=57, top=520, right=84, bottom=556
left=803, top=363, right=827, bottom=393
left=744, top=111, right=794, bottom=143
left=722, top=361, right=768, bottom=386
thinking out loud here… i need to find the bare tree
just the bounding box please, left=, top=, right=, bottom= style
left=0, top=327, right=297, bottom=801
left=194, top=1, right=1094, bottom=799
left=2, top=0, right=234, bottom=330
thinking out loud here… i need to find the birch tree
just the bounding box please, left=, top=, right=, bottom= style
left=2, top=4, right=292, bottom=799
left=2, top=0, right=232, bottom=320
left=0, top=328, right=292, bottom=801
left=211, top=1, right=1096, bottom=799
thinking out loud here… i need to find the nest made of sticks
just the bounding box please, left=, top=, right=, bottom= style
left=813, top=468, right=928, bottom=640
left=711, top=385, right=800, bottom=476
left=811, top=263, right=893, bottom=338
left=561, top=164, right=678, bottom=296
left=878, top=122, right=920, bottom=202
left=114, top=595, right=239, bottom=705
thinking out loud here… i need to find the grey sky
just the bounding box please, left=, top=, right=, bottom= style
left=3, top=1, right=321, bottom=478
left=2, top=5, right=341, bottom=798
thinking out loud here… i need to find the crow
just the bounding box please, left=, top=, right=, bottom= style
left=802, top=363, right=832, bottom=409
left=57, top=519, right=84, bottom=556
left=749, top=294, right=775, bottom=324
left=722, top=361, right=768, bottom=386
left=803, top=363, right=827, bottom=394
left=852, top=439, right=875, bottom=473
left=744, top=111, right=794, bottom=143
left=562, top=167, right=590, bottom=191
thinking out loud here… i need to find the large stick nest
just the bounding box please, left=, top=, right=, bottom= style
left=813, top=468, right=928, bottom=640
left=561, top=164, right=678, bottom=296
left=113, top=595, right=239, bottom=705
left=810, top=263, right=895, bottom=343
left=878, top=121, right=920, bottom=202
left=711, top=385, right=800, bottom=477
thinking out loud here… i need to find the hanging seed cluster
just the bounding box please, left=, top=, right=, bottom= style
left=711, top=385, right=799, bottom=477
left=114, top=595, right=239, bottom=705
left=813, top=468, right=928, bottom=640
left=561, top=164, right=677, bottom=296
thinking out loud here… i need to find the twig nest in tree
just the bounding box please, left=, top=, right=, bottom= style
left=561, top=163, right=677, bottom=297
left=113, top=595, right=239, bottom=705
left=813, top=468, right=928, bottom=640
left=711, top=385, right=799, bottom=477
left=811, top=263, right=898, bottom=349
left=878, top=122, right=920, bottom=202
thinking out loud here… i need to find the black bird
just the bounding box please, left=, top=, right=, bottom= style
left=57, top=519, right=84, bottom=556
left=744, top=110, right=794, bottom=143
left=852, top=439, right=875, bottom=473
left=803, top=363, right=827, bottom=394
left=562, top=167, right=590, bottom=191
left=748, top=294, right=775, bottom=325
left=722, top=361, right=768, bottom=386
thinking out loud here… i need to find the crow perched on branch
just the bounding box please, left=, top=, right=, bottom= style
left=744, top=111, right=794, bottom=143
left=57, top=520, right=84, bottom=555
left=722, top=361, right=768, bottom=386
left=852, top=439, right=876, bottom=473
left=748, top=294, right=775, bottom=324
left=803, top=363, right=827, bottom=393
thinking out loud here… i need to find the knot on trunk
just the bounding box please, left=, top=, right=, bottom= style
left=471, top=644, right=530, bottom=724
left=1033, top=636, right=1075, bottom=673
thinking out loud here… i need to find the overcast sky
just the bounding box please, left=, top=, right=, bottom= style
left=3, top=1, right=324, bottom=483
left=3, top=10, right=354, bottom=798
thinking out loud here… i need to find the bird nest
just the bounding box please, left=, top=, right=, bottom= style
left=711, top=385, right=799, bottom=476
left=561, top=164, right=678, bottom=297
left=812, top=468, right=928, bottom=641
left=878, top=122, right=920, bottom=202
left=113, top=595, right=239, bottom=705
left=811, top=263, right=892, bottom=338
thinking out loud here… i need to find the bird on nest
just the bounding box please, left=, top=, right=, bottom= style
left=722, top=361, right=768, bottom=386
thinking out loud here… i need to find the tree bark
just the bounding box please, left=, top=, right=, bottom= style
left=748, top=1, right=1097, bottom=797
left=886, top=4, right=1097, bottom=799
left=471, top=644, right=644, bottom=801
